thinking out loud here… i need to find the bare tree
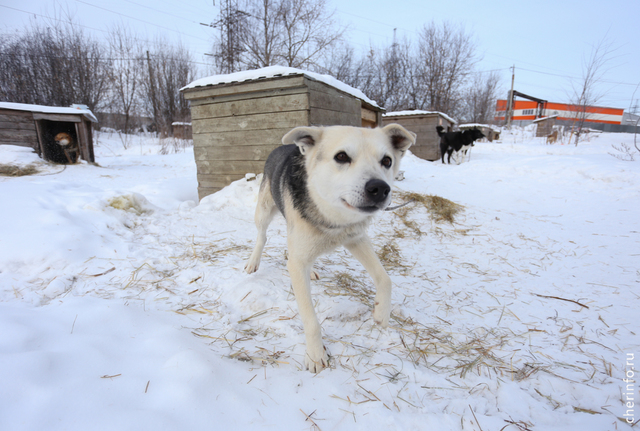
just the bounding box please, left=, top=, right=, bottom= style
left=141, top=39, right=196, bottom=136
left=278, top=0, right=345, bottom=68
left=568, top=35, right=616, bottom=145
left=213, top=0, right=345, bottom=71
left=242, top=0, right=282, bottom=68
left=414, top=21, right=477, bottom=117
left=0, top=19, right=109, bottom=112
left=106, top=23, right=144, bottom=135
left=461, top=71, right=501, bottom=123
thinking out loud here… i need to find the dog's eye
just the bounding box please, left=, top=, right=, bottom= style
left=381, top=156, right=392, bottom=168
left=334, top=152, right=351, bottom=164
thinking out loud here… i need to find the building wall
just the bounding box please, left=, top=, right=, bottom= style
left=495, top=100, right=624, bottom=125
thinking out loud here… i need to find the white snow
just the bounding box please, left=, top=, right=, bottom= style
left=181, top=65, right=380, bottom=109
left=0, top=101, right=98, bottom=123
left=384, top=109, right=457, bottom=125
left=1, top=127, right=639, bottom=430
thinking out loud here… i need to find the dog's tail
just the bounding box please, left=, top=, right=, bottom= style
left=436, top=125, right=445, bottom=137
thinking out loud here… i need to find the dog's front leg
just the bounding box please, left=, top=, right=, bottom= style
left=287, top=254, right=328, bottom=373
left=345, top=238, right=392, bottom=327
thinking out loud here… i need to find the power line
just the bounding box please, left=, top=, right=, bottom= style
left=73, top=0, right=211, bottom=43
left=0, top=3, right=212, bottom=66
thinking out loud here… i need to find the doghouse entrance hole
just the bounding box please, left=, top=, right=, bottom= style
left=39, top=120, right=78, bottom=164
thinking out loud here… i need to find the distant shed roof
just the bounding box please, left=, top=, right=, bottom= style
left=459, top=123, right=501, bottom=132
left=0, top=102, right=98, bottom=123
left=384, top=109, right=456, bottom=125
left=532, top=115, right=558, bottom=123
left=181, top=65, right=380, bottom=110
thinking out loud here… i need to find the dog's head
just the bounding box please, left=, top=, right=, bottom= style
left=283, top=124, right=416, bottom=224
left=54, top=132, right=73, bottom=147
left=470, top=128, right=485, bottom=142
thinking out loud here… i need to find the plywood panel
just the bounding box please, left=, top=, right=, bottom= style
left=188, top=86, right=308, bottom=107
left=191, top=93, right=309, bottom=120
left=0, top=137, right=38, bottom=147
left=194, top=144, right=280, bottom=161
left=0, top=121, right=37, bottom=131
left=193, top=128, right=291, bottom=147
left=308, top=89, right=360, bottom=115
left=309, top=108, right=360, bottom=127
left=193, top=110, right=308, bottom=134
left=32, top=113, right=81, bottom=122
left=183, top=75, right=307, bottom=101
left=196, top=160, right=266, bottom=175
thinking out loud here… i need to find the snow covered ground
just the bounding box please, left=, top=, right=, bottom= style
left=1, top=128, right=639, bottom=430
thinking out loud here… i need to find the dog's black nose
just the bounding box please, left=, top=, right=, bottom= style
left=365, top=179, right=390, bottom=203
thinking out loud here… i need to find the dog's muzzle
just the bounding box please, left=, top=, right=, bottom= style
left=356, top=179, right=390, bottom=213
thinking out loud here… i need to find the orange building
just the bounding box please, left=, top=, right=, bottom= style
left=495, top=100, right=623, bottom=125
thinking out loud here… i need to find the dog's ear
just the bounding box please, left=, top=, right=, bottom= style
left=282, top=127, right=323, bottom=155
left=381, top=124, right=416, bottom=153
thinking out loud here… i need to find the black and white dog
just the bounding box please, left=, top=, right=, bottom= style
left=245, top=124, right=416, bottom=373
left=436, top=126, right=484, bottom=164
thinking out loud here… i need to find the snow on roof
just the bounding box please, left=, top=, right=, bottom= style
left=383, top=109, right=456, bottom=124
left=181, top=65, right=380, bottom=109
left=532, top=115, right=558, bottom=123
left=459, top=123, right=501, bottom=132
left=0, top=101, right=98, bottom=123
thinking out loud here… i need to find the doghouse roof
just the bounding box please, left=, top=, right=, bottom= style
left=532, top=115, right=558, bottom=123
left=0, top=101, right=98, bottom=123
left=181, top=65, right=380, bottom=109
left=459, top=123, right=501, bottom=133
left=383, top=110, right=456, bottom=124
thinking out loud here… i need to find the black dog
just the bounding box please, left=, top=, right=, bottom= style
left=436, top=126, right=484, bottom=164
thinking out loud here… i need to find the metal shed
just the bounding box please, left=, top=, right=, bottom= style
left=0, top=102, right=97, bottom=163
left=382, top=110, right=455, bottom=161
left=181, top=66, right=383, bottom=200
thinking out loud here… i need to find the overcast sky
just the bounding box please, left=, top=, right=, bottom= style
left=1, top=0, right=638, bottom=111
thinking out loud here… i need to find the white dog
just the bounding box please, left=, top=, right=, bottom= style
left=245, top=124, right=416, bottom=372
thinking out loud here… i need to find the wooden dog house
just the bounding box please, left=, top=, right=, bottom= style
left=382, top=110, right=455, bottom=161
left=0, top=102, right=97, bottom=163
left=181, top=66, right=384, bottom=199
left=459, top=123, right=501, bottom=142
left=533, top=115, right=558, bottom=137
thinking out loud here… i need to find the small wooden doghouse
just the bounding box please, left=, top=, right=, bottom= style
left=459, top=123, right=501, bottom=142
left=533, top=115, right=558, bottom=137
left=382, top=110, right=455, bottom=161
left=181, top=66, right=384, bottom=199
left=0, top=102, right=97, bottom=163
left=172, top=122, right=193, bottom=139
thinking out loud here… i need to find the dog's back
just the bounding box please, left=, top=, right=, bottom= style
left=262, top=144, right=307, bottom=220
left=437, top=126, right=484, bottom=164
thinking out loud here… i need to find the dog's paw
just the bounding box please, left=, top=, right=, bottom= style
left=373, top=301, right=391, bottom=328
left=304, top=344, right=329, bottom=373
left=244, top=260, right=259, bottom=274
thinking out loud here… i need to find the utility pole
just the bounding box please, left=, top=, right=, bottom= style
left=201, top=0, right=248, bottom=73
left=506, top=65, right=515, bottom=128
left=146, top=50, right=159, bottom=133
